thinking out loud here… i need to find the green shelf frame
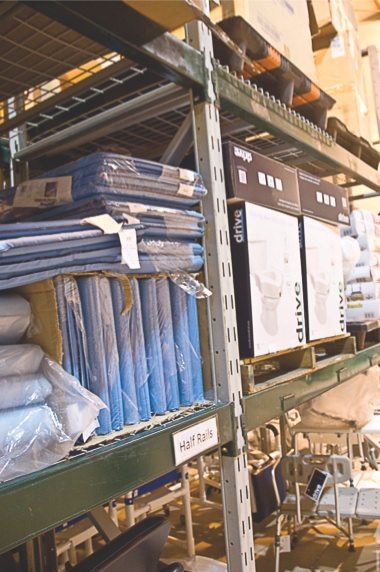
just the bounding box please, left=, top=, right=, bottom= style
left=214, top=66, right=380, bottom=193
left=0, top=403, right=234, bottom=554
left=242, top=343, right=380, bottom=431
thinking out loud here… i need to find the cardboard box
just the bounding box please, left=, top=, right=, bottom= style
left=16, top=279, right=63, bottom=364
left=314, top=28, right=372, bottom=139
left=228, top=201, right=306, bottom=358
left=346, top=299, right=380, bottom=321
left=297, top=170, right=350, bottom=225
left=221, top=0, right=316, bottom=81
left=346, top=281, right=380, bottom=301
left=223, top=142, right=300, bottom=216
left=311, top=0, right=357, bottom=50
left=299, top=216, right=346, bottom=341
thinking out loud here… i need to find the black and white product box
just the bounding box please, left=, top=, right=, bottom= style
left=223, top=142, right=301, bottom=215
left=228, top=201, right=306, bottom=358
left=299, top=216, right=346, bottom=341
left=297, top=171, right=350, bottom=226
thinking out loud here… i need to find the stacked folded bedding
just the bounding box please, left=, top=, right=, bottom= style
left=0, top=220, right=204, bottom=289
left=0, top=152, right=208, bottom=448
left=0, top=153, right=207, bottom=223
left=55, top=275, right=204, bottom=435
left=24, top=200, right=206, bottom=241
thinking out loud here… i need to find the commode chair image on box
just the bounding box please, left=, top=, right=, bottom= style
left=307, top=245, right=333, bottom=325
left=250, top=237, right=287, bottom=336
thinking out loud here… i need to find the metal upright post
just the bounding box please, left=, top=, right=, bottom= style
left=186, top=5, right=256, bottom=571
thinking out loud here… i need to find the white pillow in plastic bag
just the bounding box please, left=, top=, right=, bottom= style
left=0, top=294, right=32, bottom=344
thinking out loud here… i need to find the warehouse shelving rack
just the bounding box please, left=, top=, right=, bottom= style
left=1, top=2, right=380, bottom=570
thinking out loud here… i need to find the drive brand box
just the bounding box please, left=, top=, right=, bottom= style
left=223, top=142, right=301, bottom=215
left=297, top=170, right=350, bottom=226
left=228, top=201, right=306, bottom=358
left=299, top=216, right=346, bottom=341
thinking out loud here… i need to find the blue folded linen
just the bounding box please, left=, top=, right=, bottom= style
left=0, top=255, right=204, bottom=291
left=186, top=292, right=204, bottom=402
left=169, top=282, right=194, bottom=406
left=54, top=276, right=73, bottom=376
left=156, top=278, right=180, bottom=411
left=77, top=276, right=123, bottom=434
left=24, top=200, right=206, bottom=240
left=54, top=276, right=89, bottom=388
left=1, top=153, right=207, bottom=222
left=110, top=278, right=141, bottom=425
left=0, top=374, right=52, bottom=409
left=139, top=278, right=167, bottom=415
left=38, top=153, right=207, bottom=202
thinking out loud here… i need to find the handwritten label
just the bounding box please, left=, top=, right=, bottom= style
left=119, top=228, right=140, bottom=269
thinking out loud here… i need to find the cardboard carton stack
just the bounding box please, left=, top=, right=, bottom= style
left=344, top=209, right=380, bottom=321
left=312, top=0, right=372, bottom=140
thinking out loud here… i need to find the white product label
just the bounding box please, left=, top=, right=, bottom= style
left=172, top=416, right=219, bottom=465
left=267, top=175, right=275, bottom=188
left=279, top=535, right=291, bottom=553
left=179, top=168, right=196, bottom=183
left=81, top=214, right=122, bottom=234
left=258, top=171, right=267, bottom=186
left=82, top=419, right=100, bottom=442
left=342, top=197, right=347, bottom=208
left=119, top=228, right=140, bottom=269
left=330, top=35, right=346, bottom=59
left=238, top=168, right=247, bottom=184
left=323, top=193, right=330, bottom=205
left=316, top=191, right=323, bottom=203
left=127, top=202, right=148, bottom=214
left=178, top=183, right=194, bottom=198
left=275, top=178, right=283, bottom=191
left=14, top=177, right=73, bottom=208
left=330, top=196, right=336, bottom=207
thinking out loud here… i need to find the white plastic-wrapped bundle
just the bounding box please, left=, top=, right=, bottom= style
left=0, top=345, right=105, bottom=482
left=350, top=209, right=375, bottom=237
left=0, top=294, right=32, bottom=344
left=341, top=236, right=360, bottom=276
left=298, top=366, right=379, bottom=429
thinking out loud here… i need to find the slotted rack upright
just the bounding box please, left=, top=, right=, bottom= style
left=0, top=2, right=380, bottom=571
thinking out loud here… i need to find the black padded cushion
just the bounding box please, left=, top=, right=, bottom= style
left=69, top=516, right=171, bottom=572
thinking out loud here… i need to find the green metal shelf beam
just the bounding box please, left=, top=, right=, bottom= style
left=215, top=67, right=380, bottom=193
left=242, top=343, right=380, bottom=431
left=0, top=403, right=234, bottom=555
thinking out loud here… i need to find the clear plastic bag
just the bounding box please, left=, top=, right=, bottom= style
left=298, top=366, right=379, bottom=429
left=0, top=347, right=105, bottom=482
left=0, top=294, right=32, bottom=344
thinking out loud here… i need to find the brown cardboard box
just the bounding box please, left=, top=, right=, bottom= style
left=216, top=0, right=316, bottom=81
left=16, top=279, right=63, bottom=364
left=174, top=0, right=316, bottom=81
left=124, top=0, right=204, bottom=32
left=314, top=28, right=371, bottom=139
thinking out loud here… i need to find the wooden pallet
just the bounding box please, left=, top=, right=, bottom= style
left=347, top=320, right=380, bottom=351
left=240, top=334, right=356, bottom=395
